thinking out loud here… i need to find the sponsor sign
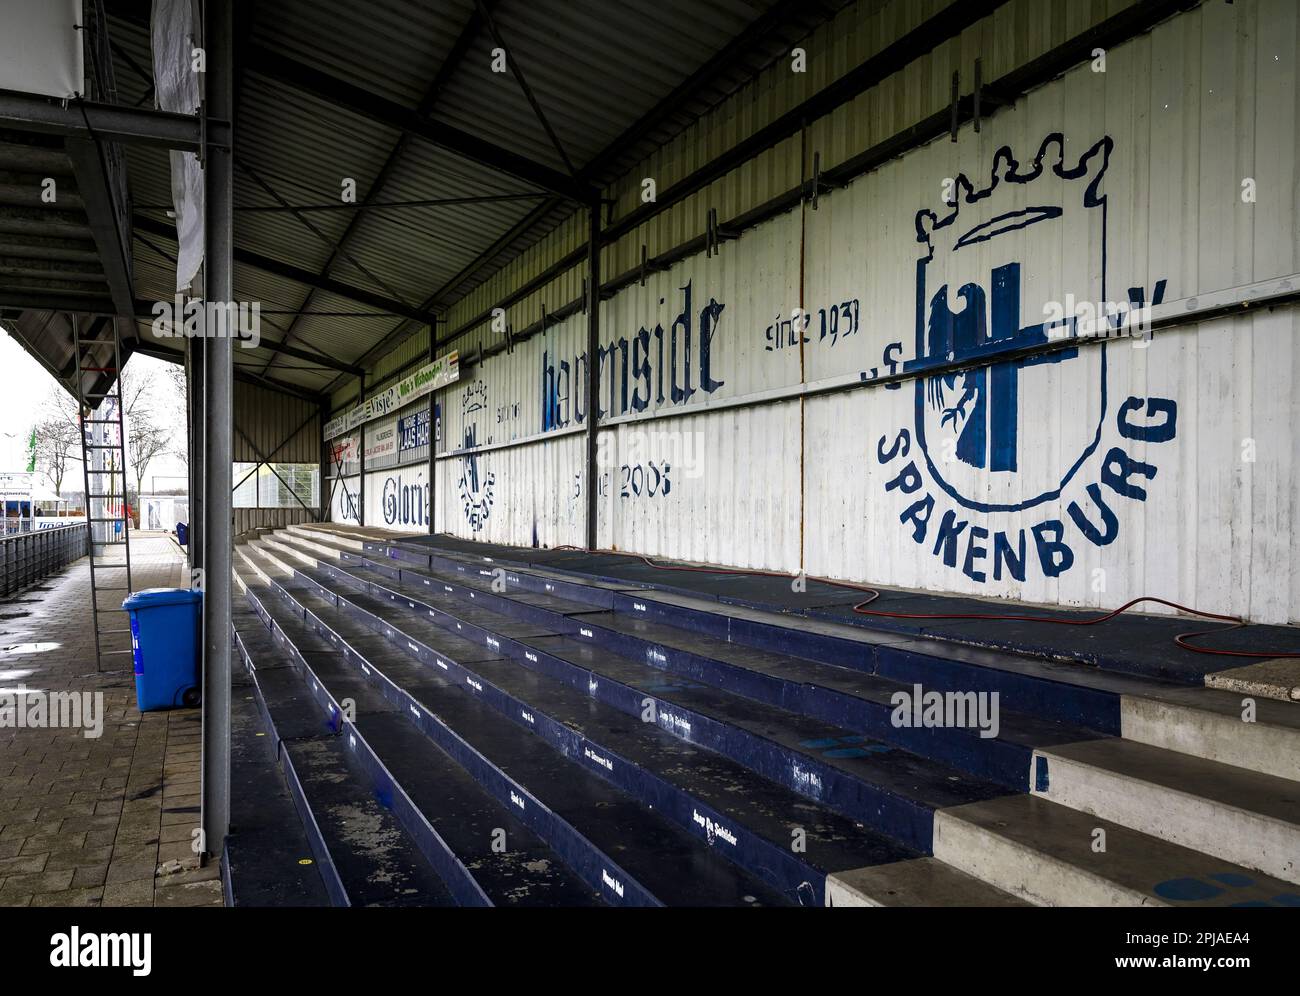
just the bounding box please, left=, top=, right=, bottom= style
left=398, top=407, right=430, bottom=452
left=324, top=351, right=459, bottom=440
left=363, top=422, right=397, bottom=461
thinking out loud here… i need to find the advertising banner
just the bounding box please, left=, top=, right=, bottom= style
left=398, top=407, right=430, bottom=452
left=324, top=352, right=458, bottom=440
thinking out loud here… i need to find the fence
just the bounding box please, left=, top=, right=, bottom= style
left=0, top=523, right=88, bottom=597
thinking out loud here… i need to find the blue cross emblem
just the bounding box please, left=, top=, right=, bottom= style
left=922, top=261, right=1075, bottom=473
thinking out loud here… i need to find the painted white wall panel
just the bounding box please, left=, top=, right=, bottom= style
left=333, top=0, right=1300, bottom=623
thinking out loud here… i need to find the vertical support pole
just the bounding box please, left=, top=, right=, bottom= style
left=427, top=326, right=436, bottom=536
left=188, top=333, right=205, bottom=572
left=357, top=372, right=366, bottom=527
left=318, top=399, right=328, bottom=522
left=200, top=0, right=233, bottom=864
left=585, top=203, right=600, bottom=550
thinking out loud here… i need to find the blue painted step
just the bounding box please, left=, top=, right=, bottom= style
left=224, top=648, right=332, bottom=907
left=342, top=531, right=1124, bottom=732
left=245, top=551, right=927, bottom=903
left=248, top=545, right=1010, bottom=855
left=367, top=532, right=1222, bottom=684
left=231, top=612, right=454, bottom=908
left=239, top=558, right=792, bottom=907
left=279, top=532, right=1110, bottom=781
left=238, top=580, right=606, bottom=907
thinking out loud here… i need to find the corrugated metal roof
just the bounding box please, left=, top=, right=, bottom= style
left=5, top=0, right=850, bottom=397
left=242, top=0, right=832, bottom=393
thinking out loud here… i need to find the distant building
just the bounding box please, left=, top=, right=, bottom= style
left=0, top=470, right=77, bottom=534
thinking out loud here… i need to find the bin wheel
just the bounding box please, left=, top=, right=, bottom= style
left=182, top=687, right=202, bottom=707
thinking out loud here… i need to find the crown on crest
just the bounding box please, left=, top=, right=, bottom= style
left=915, top=133, right=1113, bottom=260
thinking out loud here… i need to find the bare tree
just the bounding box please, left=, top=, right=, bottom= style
left=35, top=386, right=82, bottom=495
left=117, top=363, right=155, bottom=422
left=128, top=420, right=170, bottom=502
left=32, top=360, right=180, bottom=514
left=114, top=362, right=168, bottom=503
left=34, top=416, right=80, bottom=494
left=161, top=361, right=189, bottom=468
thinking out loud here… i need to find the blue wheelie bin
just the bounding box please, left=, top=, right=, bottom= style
left=176, top=521, right=188, bottom=547
left=122, top=588, right=203, bottom=711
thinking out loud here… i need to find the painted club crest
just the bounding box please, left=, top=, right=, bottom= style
left=912, top=133, right=1112, bottom=513
left=457, top=381, right=495, bottom=532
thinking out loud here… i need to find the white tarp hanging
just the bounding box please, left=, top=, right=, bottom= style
left=152, top=0, right=204, bottom=291
left=0, top=1, right=83, bottom=98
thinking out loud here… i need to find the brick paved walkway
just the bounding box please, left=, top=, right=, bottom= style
left=0, top=532, right=222, bottom=907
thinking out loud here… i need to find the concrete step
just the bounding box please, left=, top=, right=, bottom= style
left=1120, top=687, right=1300, bottom=783
left=282, top=527, right=1300, bottom=787
left=237, top=555, right=795, bottom=907
left=1032, top=738, right=1300, bottom=884
left=934, top=794, right=1300, bottom=907
left=282, top=526, right=1126, bottom=733
left=224, top=652, right=332, bottom=907
left=253, top=551, right=956, bottom=904
left=246, top=541, right=1011, bottom=854
left=826, top=857, right=1030, bottom=907
left=230, top=608, right=454, bottom=908
left=236, top=565, right=602, bottom=908
left=254, top=540, right=1064, bottom=907
left=244, top=595, right=604, bottom=907
left=263, top=531, right=1098, bottom=792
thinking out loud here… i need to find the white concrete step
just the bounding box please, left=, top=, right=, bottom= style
left=235, top=542, right=288, bottom=585
left=286, top=522, right=379, bottom=550
left=257, top=534, right=322, bottom=570
left=1031, top=738, right=1300, bottom=884
left=934, top=794, right=1300, bottom=907
left=275, top=529, right=349, bottom=560
left=826, top=857, right=1030, bottom=907
left=1121, top=687, right=1300, bottom=782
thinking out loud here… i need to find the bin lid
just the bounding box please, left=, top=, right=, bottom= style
left=122, top=587, right=203, bottom=609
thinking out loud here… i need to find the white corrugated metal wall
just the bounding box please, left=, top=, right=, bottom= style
left=330, top=0, right=1300, bottom=625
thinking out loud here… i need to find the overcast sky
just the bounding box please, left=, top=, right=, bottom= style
left=0, top=326, right=189, bottom=492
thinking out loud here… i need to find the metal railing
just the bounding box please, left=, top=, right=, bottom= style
left=0, top=523, right=89, bottom=597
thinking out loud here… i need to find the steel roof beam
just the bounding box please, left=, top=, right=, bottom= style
left=64, top=138, right=136, bottom=327
left=602, top=0, right=1010, bottom=244
left=241, top=45, right=598, bottom=203
left=127, top=335, right=326, bottom=403
left=0, top=290, right=117, bottom=313
left=0, top=92, right=226, bottom=152
left=132, top=212, right=440, bottom=325
left=257, top=3, right=496, bottom=379
left=126, top=300, right=363, bottom=375
left=420, top=0, right=840, bottom=315
left=472, top=0, right=576, bottom=176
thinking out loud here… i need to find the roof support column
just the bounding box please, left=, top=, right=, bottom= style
left=200, top=0, right=234, bottom=865
left=319, top=400, right=330, bottom=522
left=187, top=333, right=205, bottom=573
left=585, top=204, right=601, bottom=550
left=427, top=333, right=437, bottom=536
left=357, top=372, right=366, bottom=527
